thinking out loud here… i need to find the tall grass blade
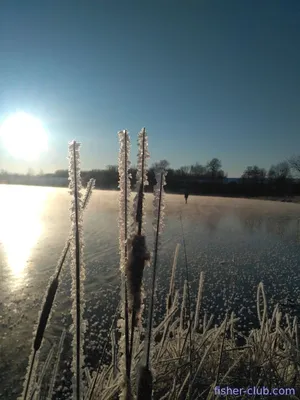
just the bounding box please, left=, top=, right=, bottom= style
left=179, top=213, right=193, bottom=398
left=167, top=244, right=180, bottom=312
left=194, top=271, right=204, bottom=332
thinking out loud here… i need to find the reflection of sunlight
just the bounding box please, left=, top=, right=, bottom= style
left=0, top=186, right=54, bottom=280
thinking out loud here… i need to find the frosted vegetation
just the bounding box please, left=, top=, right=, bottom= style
left=4, top=130, right=299, bottom=399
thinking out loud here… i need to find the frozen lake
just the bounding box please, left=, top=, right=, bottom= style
left=1, top=184, right=300, bottom=398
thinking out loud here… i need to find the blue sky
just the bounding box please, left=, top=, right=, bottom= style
left=0, top=0, right=300, bottom=176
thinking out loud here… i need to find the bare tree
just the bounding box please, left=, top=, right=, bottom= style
left=106, top=165, right=118, bottom=172
left=242, top=166, right=266, bottom=183
left=55, top=169, right=68, bottom=177
left=288, top=155, right=300, bottom=175
left=151, top=159, right=170, bottom=171
left=268, top=161, right=292, bottom=181
left=178, top=166, right=191, bottom=175
left=190, top=163, right=206, bottom=176
left=206, top=158, right=223, bottom=179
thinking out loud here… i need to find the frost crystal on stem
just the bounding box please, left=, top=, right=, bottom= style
left=68, top=140, right=86, bottom=400
left=131, top=127, right=150, bottom=236
left=152, top=168, right=167, bottom=243
left=118, top=130, right=131, bottom=273
left=117, top=130, right=132, bottom=396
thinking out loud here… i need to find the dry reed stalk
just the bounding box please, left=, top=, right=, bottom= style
left=180, top=280, right=188, bottom=332
left=257, top=282, right=268, bottom=331
left=166, top=244, right=180, bottom=312
left=194, top=271, right=204, bottom=332
left=188, top=318, right=226, bottom=395
left=32, top=345, right=54, bottom=399
left=213, top=313, right=228, bottom=397
left=179, top=213, right=193, bottom=396
left=156, top=291, right=180, bottom=361
left=85, top=368, right=92, bottom=387
left=47, top=329, right=66, bottom=400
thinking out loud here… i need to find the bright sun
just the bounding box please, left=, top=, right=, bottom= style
left=0, top=112, right=48, bottom=160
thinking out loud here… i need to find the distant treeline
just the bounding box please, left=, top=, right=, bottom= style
left=1, top=155, right=300, bottom=198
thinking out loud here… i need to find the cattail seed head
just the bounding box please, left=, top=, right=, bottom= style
left=126, top=234, right=150, bottom=326
left=34, top=277, right=58, bottom=351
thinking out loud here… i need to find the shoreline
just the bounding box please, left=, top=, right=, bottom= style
left=1, top=183, right=300, bottom=205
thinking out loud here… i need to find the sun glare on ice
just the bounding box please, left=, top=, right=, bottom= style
left=0, top=112, right=48, bottom=160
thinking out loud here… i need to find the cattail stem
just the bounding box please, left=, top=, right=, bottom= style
left=56, top=177, right=95, bottom=280
left=137, top=129, right=146, bottom=235
left=57, top=178, right=95, bottom=279
left=72, top=141, right=82, bottom=400
left=137, top=366, right=153, bottom=400
left=129, top=128, right=147, bottom=369
left=23, top=178, right=95, bottom=400
left=117, top=130, right=132, bottom=397
left=145, top=171, right=164, bottom=369
left=123, top=132, right=131, bottom=385
left=23, top=351, right=36, bottom=400
left=194, top=271, right=204, bottom=332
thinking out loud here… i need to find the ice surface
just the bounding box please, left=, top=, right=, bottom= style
left=1, top=186, right=300, bottom=398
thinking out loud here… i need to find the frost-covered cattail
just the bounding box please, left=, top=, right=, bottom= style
left=68, top=140, right=86, bottom=400
left=82, top=178, right=96, bottom=209
left=21, top=177, right=95, bottom=400
left=20, top=276, right=59, bottom=400
left=118, top=130, right=132, bottom=273
left=125, top=128, right=151, bottom=384
left=126, top=234, right=150, bottom=326
left=127, top=128, right=150, bottom=328
left=117, top=130, right=132, bottom=397
left=152, top=168, right=167, bottom=246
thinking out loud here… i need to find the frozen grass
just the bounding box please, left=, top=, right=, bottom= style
left=18, top=132, right=300, bottom=400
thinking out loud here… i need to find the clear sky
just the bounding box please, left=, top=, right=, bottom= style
left=0, top=0, right=300, bottom=176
